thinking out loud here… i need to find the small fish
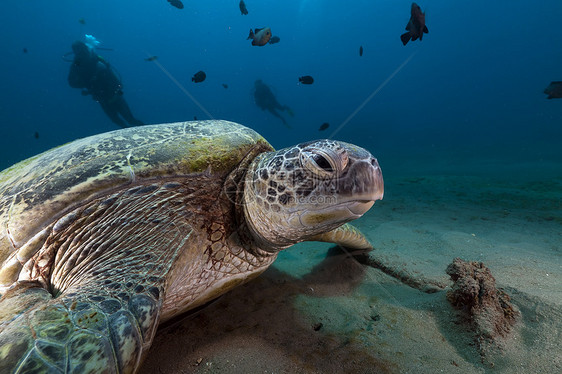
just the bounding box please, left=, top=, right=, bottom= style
left=192, top=70, right=206, bottom=83
left=359, top=46, right=363, bottom=56
left=167, top=0, right=184, bottom=9
left=222, top=83, right=228, bottom=89
left=78, top=17, right=86, bottom=25
left=268, top=36, right=280, bottom=44
left=23, top=48, right=28, bottom=54
left=144, top=56, right=158, bottom=62
left=34, top=131, right=39, bottom=139
left=194, top=116, right=198, bottom=120
left=319, top=122, right=330, bottom=131
left=401, top=3, right=428, bottom=46
left=544, top=81, right=562, bottom=99
left=248, top=27, right=272, bottom=46
left=239, top=0, right=248, bottom=15
left=298, top=76, right=314, bottom=85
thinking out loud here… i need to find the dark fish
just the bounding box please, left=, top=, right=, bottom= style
left=192, top=70, right=206, bottom=83
left=194, top=116, right=198, bottom=120
left=23, top=48, right=28, bottom=54
left=78, top=17, right=86, bottom=25
left=239, top=0, right=248, bottom=15
left=144, top=56, right=158, bottom=62
left=268, top=36, right=281, bottom=44
left=167, top=0, right=184, bottom=9
left=401, top=3, right=428, bottom=46
left=544, top=81, right=562, bottom=99
left=359, top=46, right=363, bottom=56
left=298, top=75, right=314, bottom=85
left=222, top=83, right=229, bottom=89
left=319, top=122, right=330, bottom=131
left=34, top=131, right=39, bottom=139
left=248, top=27, right=272, bottom=46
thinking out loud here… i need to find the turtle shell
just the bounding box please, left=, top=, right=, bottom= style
left=0, top=120, right=272, bottom=290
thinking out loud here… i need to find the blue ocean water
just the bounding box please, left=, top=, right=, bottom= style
left=1, top=2, right=561, bottom=373
left=2, top=0, right=562, bottom=171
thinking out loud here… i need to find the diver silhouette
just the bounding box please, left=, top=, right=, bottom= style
left=253, top=79, right=293, bottom=128
left=68, top=41, right=145, bottom=128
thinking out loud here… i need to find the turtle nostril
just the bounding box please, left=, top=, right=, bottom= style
left=370, top=158, right=378, bottom=167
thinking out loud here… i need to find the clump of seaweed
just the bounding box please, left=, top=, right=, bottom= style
left=446, top=258, right=519, bottom=358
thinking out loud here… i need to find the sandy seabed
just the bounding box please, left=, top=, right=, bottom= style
left=141, top=152, right=561, bottom=374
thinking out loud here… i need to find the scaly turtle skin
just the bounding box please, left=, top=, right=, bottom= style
left=0, top=120, right=383, bottom=373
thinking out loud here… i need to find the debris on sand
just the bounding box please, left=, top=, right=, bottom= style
left=446, top=258, right=519, bottom=356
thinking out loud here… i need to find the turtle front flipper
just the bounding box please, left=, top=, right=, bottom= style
left=0, top=275, right=165, bottom=374
left=0, top=283, right=121, bottom=373
left=308, top=223, right=373, bottom=249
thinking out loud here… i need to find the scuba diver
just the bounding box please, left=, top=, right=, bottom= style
left=67, top=40, right=145, bottom=128
left=253, top=79, right=293, bottom=128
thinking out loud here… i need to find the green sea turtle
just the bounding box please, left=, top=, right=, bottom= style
left=0, top=120, right=383, bottom=373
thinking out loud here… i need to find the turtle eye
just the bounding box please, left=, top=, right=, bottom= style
left=301, top=150, right=337, bottom=177
left=312, top=154, right=333, bottom=172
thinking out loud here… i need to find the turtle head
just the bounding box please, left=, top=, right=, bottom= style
left=242, top=139, right=383, bottom=250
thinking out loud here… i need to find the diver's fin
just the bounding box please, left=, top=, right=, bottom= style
left=307, top=223, right=372, bottom=249
left=400, top=32, right=411, bottom=45
left=279, top=116, right=291, bottom=129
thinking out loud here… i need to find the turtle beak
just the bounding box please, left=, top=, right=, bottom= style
left=299, top=157, right=383, bottom=226
left=346, top=200, right=376, bottom=216
left=337, top=157, right=384, bottom=215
